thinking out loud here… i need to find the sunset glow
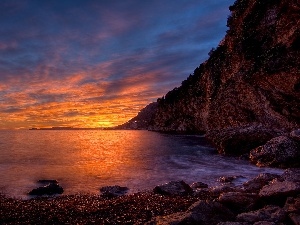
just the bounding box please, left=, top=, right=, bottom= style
left=0, top=0, right=234, bottom=129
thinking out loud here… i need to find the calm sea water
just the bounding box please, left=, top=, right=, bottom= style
left=0, top=130, right=282, bottom=198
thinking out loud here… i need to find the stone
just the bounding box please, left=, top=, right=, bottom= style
left=243, top=173, right=280, bottom=193
left=236, top=205, right=286, bottom=223
left=250, top=136, right=300, bottom=168
left=289, top=213, right=300, bottom=225
left=152, top=200, right=234, bottom=225
left=28, top=183, right=64, bottom=196
left=100, top=185, right=129, bottom=198
left=218, top=192, right=259, bottom=213
left=281, top=168, right=300, bottom=182
left=153, top=181, right=193, bottom=195
left=206, top=125, right=283, bottom=156
left=190, top=181, right=208, bottom=189
left=290, top=129, right=300, bottom=142
left=259, top=180, right=300, bottom=198
left=284, top=196, right=300, bottom=213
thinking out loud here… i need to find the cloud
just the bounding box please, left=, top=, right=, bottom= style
left=0, top=0, right=235, bottom=129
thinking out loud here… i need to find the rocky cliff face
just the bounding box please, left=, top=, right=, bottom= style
left=152, top=0, right=299, bottom=131
left=122, top=0, right=300, bottom=160
left=114, top=102, right=158, bottom=130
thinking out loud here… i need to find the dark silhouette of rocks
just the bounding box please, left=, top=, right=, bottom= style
left=3, top=169, right=300, bottom=224
left=119, top=0, right=300, bottom=167
left=100, top=185, right=129, bottom=198
left=28, top=180, right=64, bottom=196
left=148, top=169, right=300, bottom=224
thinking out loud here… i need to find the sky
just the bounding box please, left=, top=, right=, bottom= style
left=0, top=0, right=234, bottom=129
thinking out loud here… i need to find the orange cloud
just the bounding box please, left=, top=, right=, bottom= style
left=0, top=62, right=166, bottom=129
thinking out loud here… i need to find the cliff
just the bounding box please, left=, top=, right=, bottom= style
left=121, top=0, right=300, bottom=163
left=113, top=102, right=158, bottom=130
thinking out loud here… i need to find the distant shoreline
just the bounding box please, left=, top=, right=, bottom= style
left=29, top=127, right=104, bottom=130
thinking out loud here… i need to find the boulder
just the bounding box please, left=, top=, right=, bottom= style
left=218, top=192, right=259, bottom=213
left=259, top=180, right=300, bottom=199
left=284, top=196, right=300, bottom=214
left=290, top=129, right=300, bottom=142
left=281, top=168, right=300, bottom=183
left=28, top=183, right=64, bottom=196
left=250, top=136, right=300, bottom=168
left=243, top=173, right=280, bottom=193
left=100, top=185, right=129, bottom=198
left=206, top=125, right=283, bottom=155
left=152, top=200, right=234, bottom=225
left=153, top=181, right=193, bottom=195
left=236, top=205, right=286, bottom=223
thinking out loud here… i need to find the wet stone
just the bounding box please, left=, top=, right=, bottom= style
left=243, top=173, right=280, bottom=193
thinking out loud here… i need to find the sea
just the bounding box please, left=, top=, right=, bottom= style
left=0, top=130, right=283, bottom=199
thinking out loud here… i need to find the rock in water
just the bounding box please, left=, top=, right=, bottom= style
left=206, top=125, right=283, bottom=155
left=100, top=185, right=129, bottom=198
left=153, top=181, right=193, bottom=195
left=28, top=183, right=64, bottom=196
left=243, top=173, right=281, bottom=193
left=250, top=136, right=300, bottom=168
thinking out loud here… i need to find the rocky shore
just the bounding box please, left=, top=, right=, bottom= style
left=1, top=169, right=300, bottom=224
